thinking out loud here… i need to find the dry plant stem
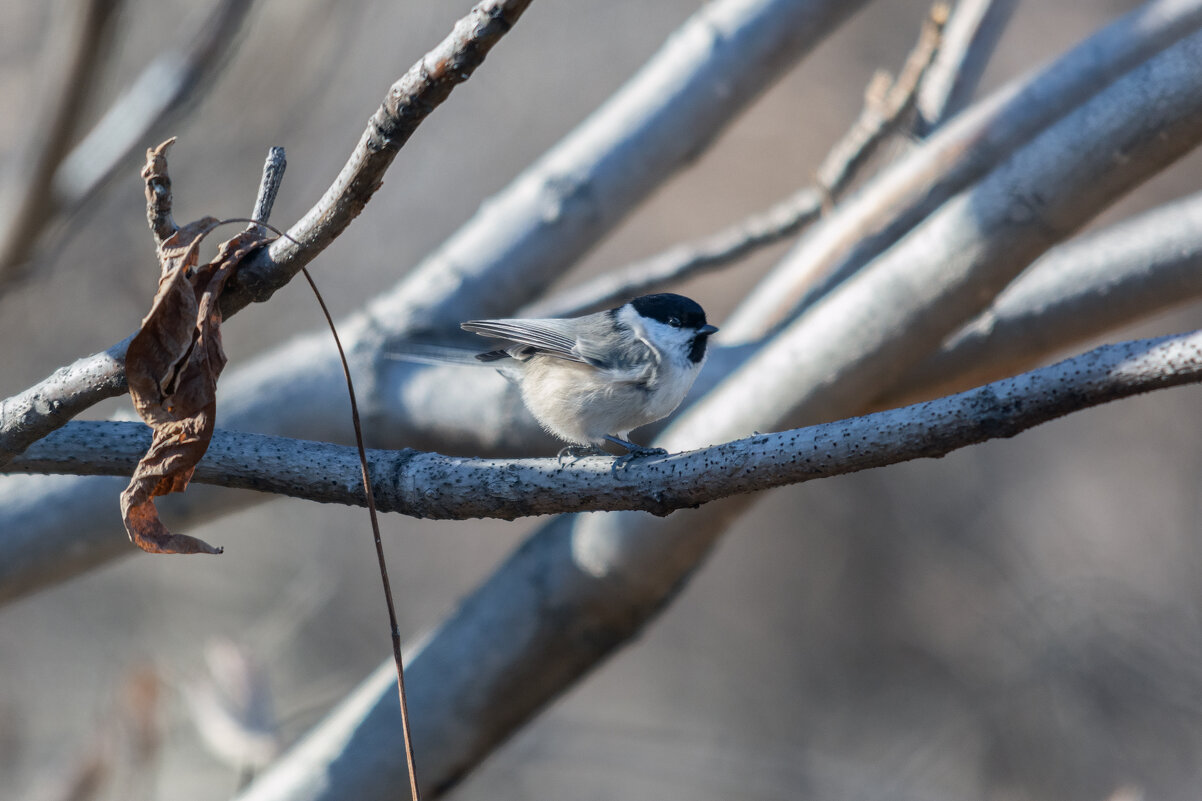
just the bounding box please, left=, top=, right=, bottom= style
left=814, top=2, right=946, bottom=196
left=722, top=0, right=1202, bottom=340
left=50, top=0, right=256, bottom=213
left=13, top=329, right=1202, bottom=517
left=915, top=0, right=1018, bottom=134
left=0, top=0, right=121, bottom=287
left=0, top=0, right=533, bottom=468
left=299, top=267, right=421, bottom=801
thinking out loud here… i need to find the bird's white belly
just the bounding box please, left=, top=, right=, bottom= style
left=519, top=357, right=701, bottom=445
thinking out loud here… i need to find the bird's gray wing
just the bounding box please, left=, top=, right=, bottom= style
left=461, top=318, right=604, bottom=366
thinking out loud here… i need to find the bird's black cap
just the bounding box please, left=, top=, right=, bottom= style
left=628, top=293, right=709, bottom=330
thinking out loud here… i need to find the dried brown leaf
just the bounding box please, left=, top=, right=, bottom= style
left=121, top=213, right=271, bottom=554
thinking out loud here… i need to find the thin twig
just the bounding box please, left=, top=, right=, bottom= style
left=247, top=148, right=287, bottom=234
left=298, top=266, right=421, bottom=801
left=915, top=0, right=1019, bottom=135
left=11, top=329, right=1202, bottom=518
left=526, top=4, right=946, bottom=319
left=524, top=187, right=823, bottom=318
left=814, top=3, right=947, bottom=198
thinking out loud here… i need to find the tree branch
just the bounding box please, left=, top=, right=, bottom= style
left=914, top=0, right=1018, bottom=135
left=9, top=330, right=1202, bottom=519
left=0, top=0, right=533, bottom=468
left=222, top=0, right=535, bottom=317
left=814, top=2, right=946, bottom=196
left=884, top=189, right=1202, bottom=404
left=722, top=0, right=1202, bottom=340
left=523, top=2, right=944, bottom=319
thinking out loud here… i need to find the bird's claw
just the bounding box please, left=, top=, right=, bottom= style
left=557, top=445, right=603, bottom=466
left=611, top=445, right=668, bottom=473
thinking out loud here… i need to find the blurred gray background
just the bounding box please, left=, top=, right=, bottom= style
left=4, top=0, right=1202, bottom=799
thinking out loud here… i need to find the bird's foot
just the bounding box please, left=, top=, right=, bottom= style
left=610, top=443, right=669, bottom=473
left=557, top=444, right=604, bottom=466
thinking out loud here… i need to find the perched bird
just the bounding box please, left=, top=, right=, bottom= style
left=397, top=293, right=718, bottom=461
left=462, top=293, right=718, bottom=460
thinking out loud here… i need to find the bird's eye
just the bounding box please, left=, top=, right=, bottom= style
left=667, top=316, right=682, bottom=328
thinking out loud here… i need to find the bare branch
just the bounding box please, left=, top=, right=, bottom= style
left=523, top=186, right=824, bottom=318
left=247, top=147, right=287, bottom=234
left=0, top=0, right=121, bottom=288
left=885, top=189, right=1202, bottom=404
left=723, top=0, right=1202, bottom=340
left=222, top=0, right=535, bottom=317
left=10, top=329, right=1202, bottom=518
left=814, top=2, right=947, bottom=197
left=914, top=0, right=1019, bottom=135
left=0, top=0, right=534, bottom=468
left=524, top=3, right=944, bottom=319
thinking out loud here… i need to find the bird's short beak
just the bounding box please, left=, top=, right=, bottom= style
left=699, top=324, right=719, bottom=336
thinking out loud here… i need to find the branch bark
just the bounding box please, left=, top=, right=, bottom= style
left=10, top=330, right=1202, bottom=520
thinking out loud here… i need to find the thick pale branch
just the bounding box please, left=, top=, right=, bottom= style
left=10, top=331, right=1202, bottom=519
left=723, top=0, right=1202, bottom=340
left=886, top=189, right=1202, bottom=404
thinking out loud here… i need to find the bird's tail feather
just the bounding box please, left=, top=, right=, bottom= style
left=382, top=343, right=489, bottom=367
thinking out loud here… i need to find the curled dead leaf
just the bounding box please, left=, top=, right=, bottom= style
left=122, top=141, right=272, bottom=554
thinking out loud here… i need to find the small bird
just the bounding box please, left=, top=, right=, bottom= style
left=400, top=293, right=719, bottom=461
